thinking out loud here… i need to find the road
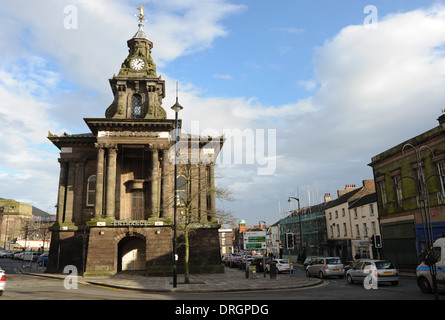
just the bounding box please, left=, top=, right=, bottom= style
left=1, top=258, right=442, bottom=301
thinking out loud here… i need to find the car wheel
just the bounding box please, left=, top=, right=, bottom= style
left=418, top=277, right=432, bottom=294
left=306, top=269, right=311, bottom=277
left=347, top=274, right=354, bottom=284
left=319, top=271, right=324, bottom=279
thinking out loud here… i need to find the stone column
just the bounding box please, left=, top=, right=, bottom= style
left=106, top=145, right=118, bottom=219
left=208, top=163, right=216, bottom=222
left=64, top=160, right=76, bottom=223
left=94, top=143, right=105, bottom=218
left=56, top=160, right=68, bottom=223
left=161, top=148, right=173, bottom=219
left=199, top=164, right=208, bottom=223
left=150, top=147, right=160, bottom=217
left=73, top=160, right=86, bottom=223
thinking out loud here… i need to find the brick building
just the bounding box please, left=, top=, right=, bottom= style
left=46, top=11, right=224, bottom=276
left=369, top=113, right=445, bottom=271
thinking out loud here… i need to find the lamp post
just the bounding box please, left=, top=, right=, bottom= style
left=397, top=144, right=438, bottom=300
left=171, top=90, right=183, bottom=288
left=288, top=197, right=303, bottom=262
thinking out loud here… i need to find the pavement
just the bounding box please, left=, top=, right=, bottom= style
left=18, top=264, right=323, bottom=293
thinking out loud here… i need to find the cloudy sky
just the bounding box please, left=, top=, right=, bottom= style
left=1, top=0, right=445, bottom=225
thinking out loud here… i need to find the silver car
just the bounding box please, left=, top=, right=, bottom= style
left=346, top=259, right=399, bottom=286
left=306, top=257, right=344, bottom=279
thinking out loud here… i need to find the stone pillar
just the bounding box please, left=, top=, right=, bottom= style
left=208, top=163, right=216, bottom=222
left=161, top=148, right=173, bottom=219
left=94, top=143, right=105, bottom=218
left=64, top=160, right=76, bottom=222
left=56, top=160, right=68, bottom=223
left=106, top=145, right=118, bottom=219
left=150, top=147, right=160, bottom=217
left=73, top=160, right=86, bottom=223
left=199, top=164, right=208, bottom=223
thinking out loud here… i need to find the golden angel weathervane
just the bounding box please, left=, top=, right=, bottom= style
left=136, top=5, right=145, bottom=22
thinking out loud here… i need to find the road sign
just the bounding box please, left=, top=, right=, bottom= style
left=243, top=231, right=266, bottom=250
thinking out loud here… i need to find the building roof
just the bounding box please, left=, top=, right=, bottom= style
left=324, top=188, right=362, bottom=210
left=348, top=192, right=377, bottom=209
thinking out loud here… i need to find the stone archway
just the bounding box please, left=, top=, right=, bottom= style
left=117, top=235, right=146, bottom=272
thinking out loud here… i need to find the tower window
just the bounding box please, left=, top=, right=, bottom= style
left=131, top=94, right=143, bottom=118
left=86, top=175, right=96, bottom=206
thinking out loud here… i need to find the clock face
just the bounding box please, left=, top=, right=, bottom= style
left=130, top=58, right=145, bottom=71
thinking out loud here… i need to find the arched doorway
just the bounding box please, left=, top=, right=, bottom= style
left=117, top=236, right=146, bottom=272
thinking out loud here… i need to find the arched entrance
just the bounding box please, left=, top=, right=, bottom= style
left=117, top=236, right=146, bottom=272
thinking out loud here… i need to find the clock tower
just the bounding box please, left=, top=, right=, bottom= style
left=47, top=6, right=225, bottom=277
left=105, top=9, right=166, bottom=119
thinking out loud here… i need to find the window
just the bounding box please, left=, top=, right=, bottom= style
left=363, top=223, right=368, bottom=236
left=131, top=94, right=143, bottom=118
left=176, top=176, right=187, bottom=205
left=343, top=223, right=347, bottom=237
left=394, top=175, right=403, bottom=206
left=354, top=208, right=358, bottom=219
left=355, top=224, right=360, bottom=237
left=437, top=161, right=445, bottom=197
left=378, top=180, right=387, bottom=208
left=342, top=208, right=345, bottom=217
left=369, top=203, right=374, bottom=216
left=132, top=190, right=144, bottom=220
left=86, top=175, right=96, bottom=206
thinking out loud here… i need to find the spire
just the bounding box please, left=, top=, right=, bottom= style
left=133, top=5, right=148, bottom=39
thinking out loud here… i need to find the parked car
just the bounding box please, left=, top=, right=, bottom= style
left=306, top=257, right=344, bottom=279
left=238, top=256, right=253, bottom=270
left=346, top=259, right=399, bottom=286
left=303, top=257, right=315, bottom=270
left=0, top=268, right=5, bottom=296
left=230, top=254, right=243, bottom=268
left=252, top=256, right=270, bottom=272
left=21, top=252, right=41, bottom=262
left=37, top=253, right=49, bottom=267
left=13, top=251, right=23, bottom=260
left=266, top=259, right=293, bottom=273
left=0, top=250, right=15, bottom=258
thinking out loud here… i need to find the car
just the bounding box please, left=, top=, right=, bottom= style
left=266, top=259, right=293, bottom=273
left=0, top=268, right=5, bottom=296
left=13, top=251, right=23, bottom=260
left=238, top=256, right=253, bottom=270
left=252, top=256, right=270, bottom=272
left=0, top=250, right=15, bottom=258
left=37, top=253, right=49, bottom=267
left=346, top=259, right=399, bottom=286
left=303, top=257, right=315, bottom=270
left=306, top=257, right=344, bottom=279
left=21, top=252, right=42, bottom=262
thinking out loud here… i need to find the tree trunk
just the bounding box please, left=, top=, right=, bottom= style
left=184, top=228, right=190, bottom=283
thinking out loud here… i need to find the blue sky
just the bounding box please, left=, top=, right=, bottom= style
left=1, top=1, right=445, bottom=225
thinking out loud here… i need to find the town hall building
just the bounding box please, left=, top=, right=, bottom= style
left=46, top=8, right=224, bottom=276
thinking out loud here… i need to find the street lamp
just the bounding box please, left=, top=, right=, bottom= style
left=397, top=143, right=439, bottom=300
left=288, top=197, right=303, bottom=262
left=171, top=85, right=183, bottom=288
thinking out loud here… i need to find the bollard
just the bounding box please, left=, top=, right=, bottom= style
left=270, top=261, right=277, bottom=279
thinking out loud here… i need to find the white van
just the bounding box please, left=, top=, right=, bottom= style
left=416, top=237, right=445, bottom=294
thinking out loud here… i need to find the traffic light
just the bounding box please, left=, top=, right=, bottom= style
left=286, top=233, right=294, bottom=249
left=373, top=234, right=383, bottom=249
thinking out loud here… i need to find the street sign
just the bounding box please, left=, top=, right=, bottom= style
left=243, top=231, right=266, bottom=250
